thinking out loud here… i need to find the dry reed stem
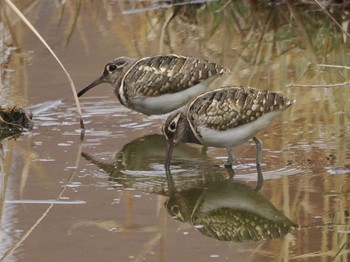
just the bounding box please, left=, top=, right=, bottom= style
left=4, top=0, right=85, bottom=131
left=313, top=0, right=350, bottom=40
left=287, top=82, right=350, bottom=88
left=317, top=64, right=350, bottom=70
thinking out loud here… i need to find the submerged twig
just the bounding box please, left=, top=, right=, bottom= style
left=4, top=0, right=85, bottom=131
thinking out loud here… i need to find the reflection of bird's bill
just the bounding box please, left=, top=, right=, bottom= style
left=165, top=168, right=176, bottom=195
left=78, top=75, right=106, bottom=97
left=165, top=140, right=174, bottom=170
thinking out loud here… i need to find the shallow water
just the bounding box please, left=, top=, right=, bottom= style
left=1, top=1, right=350, bottom=261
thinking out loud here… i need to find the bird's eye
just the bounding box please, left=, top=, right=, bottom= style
left=171, top=205, right=179, bottom=215
left=107, top=64, right=117, bottom=72
left=169, top=121, right=177, bottom=132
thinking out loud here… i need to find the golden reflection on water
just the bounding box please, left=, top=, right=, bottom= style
left=1, top=0, right=350, bottom=261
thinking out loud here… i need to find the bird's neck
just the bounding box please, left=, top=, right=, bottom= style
left=114, top=74, right=129, bottom=107
left=182, top=118, right=201, bottom=145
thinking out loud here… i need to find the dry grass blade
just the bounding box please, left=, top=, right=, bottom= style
left=4, top=0, right=85, bottom=131
left=332, top=239, right=350, bottom=261
left=317, top=64, right=350, bottom=70
left=288, top=63, right=350, bottom=88
left=287, top=82, right=350, bottom=88
left=313, top=0, right=350, bottom=40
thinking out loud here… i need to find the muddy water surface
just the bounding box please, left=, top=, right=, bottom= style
left=1, top=1, right=350, bottom=261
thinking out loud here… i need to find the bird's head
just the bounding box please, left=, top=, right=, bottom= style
left=162, top=110, right=187, bottom=169
left=77, top=57, right=134, bottom=97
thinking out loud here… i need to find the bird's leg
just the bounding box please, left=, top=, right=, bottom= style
left=224, top=147, right=234, bottom=167
left=201, top=145, right=208, bottom=158
left=255, top=162, right=264, bottom=191
left=225, top=165, right=235, bottom=181
left=253, top=136, right=262, bottom=165
left=253, top=136, right=264, bottom=190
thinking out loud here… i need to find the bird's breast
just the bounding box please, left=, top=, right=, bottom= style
left=122, top=78, right=215, bottom=115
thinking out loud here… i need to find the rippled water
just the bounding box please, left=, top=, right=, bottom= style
left=1, top=1, right=350, bottom=261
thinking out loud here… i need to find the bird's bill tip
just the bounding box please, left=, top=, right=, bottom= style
left=77, top=76, right=105, bottom=97
left=164, top=141, right=174, bottom=170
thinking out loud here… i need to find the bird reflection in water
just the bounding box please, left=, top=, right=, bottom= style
left=165, top=168, right=297, bottom=242
left=82, top=134, right=264, bottom=190
left=81, top=134, right=297, bottom=242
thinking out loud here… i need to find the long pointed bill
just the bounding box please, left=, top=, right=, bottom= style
left=164, top=140, right=174, bottom=170
left=77, top=75, right=106, bottom=97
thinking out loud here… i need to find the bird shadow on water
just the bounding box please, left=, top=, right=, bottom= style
left=80, top=133, right=297, bottom=242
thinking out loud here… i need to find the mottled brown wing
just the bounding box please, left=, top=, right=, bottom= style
left=122, top=54, right=226, bottom=97
left=193, top=208, right=295, bottom=241
left=188, top=87, right=293, bottom=131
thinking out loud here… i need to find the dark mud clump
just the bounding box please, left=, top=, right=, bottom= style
left=0, top=106, right=33, bottom=139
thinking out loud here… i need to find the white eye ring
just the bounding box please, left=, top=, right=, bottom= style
left=106, top=64, right=117, bottom=72
left=169, top=121, right=176, bottom=132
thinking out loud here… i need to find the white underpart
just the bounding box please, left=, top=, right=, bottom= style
left=196, top=110, right=283, bottom=148
left=130, top=77, right=215, bottom=115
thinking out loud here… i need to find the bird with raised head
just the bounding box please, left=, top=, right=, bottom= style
left=78, top=54, right=226, bottom=115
